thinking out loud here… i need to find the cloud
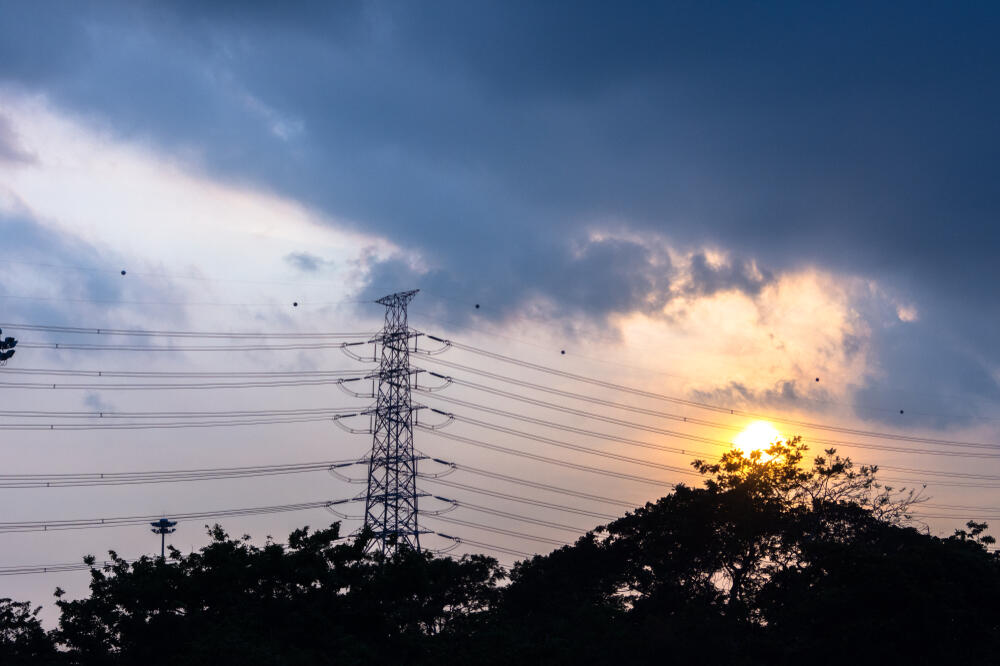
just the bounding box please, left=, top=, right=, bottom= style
left=0, top=113, right=35, bottom=164
left=685, top=252, right=772, bottom=298
left=284, top=252, right=332, bottom=273
left=2, top=3, right=1000, bottom=425
left=690, top=379, right=815, bottom=413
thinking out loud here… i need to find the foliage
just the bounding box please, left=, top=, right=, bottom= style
left=53, top=523, right=504, bottom=665
left=0, top=597, right=57, bottom=664
left=2, top=439, right=998, bottom=664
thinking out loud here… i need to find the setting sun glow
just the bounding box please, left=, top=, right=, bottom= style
left=732, top=421, right=784, bottom=459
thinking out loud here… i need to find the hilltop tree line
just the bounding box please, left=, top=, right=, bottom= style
left=3, top=440, right=998, bottom=665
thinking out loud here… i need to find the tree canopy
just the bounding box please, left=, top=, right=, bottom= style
left=4, top=440, right=998, bottom=665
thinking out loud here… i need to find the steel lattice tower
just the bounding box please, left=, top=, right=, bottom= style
left=364, top=289, right=421, bottom=555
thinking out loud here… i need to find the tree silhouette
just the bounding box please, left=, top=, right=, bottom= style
left=3, top=438, right=997, bottom=664
left=0, top=597, right=56, bottom=664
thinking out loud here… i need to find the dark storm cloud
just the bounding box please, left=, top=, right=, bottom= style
left=2, top=0, right=999, bottom=423
left=686, top=253, right=772, bottom=298
left=364, top=235, right=675, bottom=326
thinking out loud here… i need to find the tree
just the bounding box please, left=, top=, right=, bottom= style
left=34, top=438, right=1000, bottom=664
left=481, top=438, right=998, bottom=664
left=54, top=522, right=505, bottom=665
left=0, top=329, right=17, bottom=364
left=0, top=597, right=57, bottom=664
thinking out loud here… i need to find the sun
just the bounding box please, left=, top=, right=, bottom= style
left=732, top=421, right=784, bottom=459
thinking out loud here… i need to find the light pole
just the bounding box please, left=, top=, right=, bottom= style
left=150, top=518, right=177, bottom=560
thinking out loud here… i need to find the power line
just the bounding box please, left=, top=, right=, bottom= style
left=16, top=341, right=370, bottom=352
left=0, top=407, right=360, bottom=419
left=443, top=410, right=702, bottom=476
left=0, top=378, right=361, bottom=390
left=0, top=323, right=374, bottom=339
left=0, top=415, right=344, bottom=430
left=414, top=305, right=993, bottom=422
left=418, top=393, right=717, bottom=461
left=0, top=459, right=361, bottom=488
left=427, top=336, right=1000, bottom=451
left=425, top=514, right=568, bottom=548
left=431, top=532, right=534, bottom=559
left=0, top=500, right=349, bottom=534
left=441, top=499, right=592, bottom=534
left=437, top=461, right=636, bottom=507
left=421, top=476, right=619, bottom=520
left=0, top=558, right=135, bottom=576
left=0, top=367, right=363, bottom=378
left=418, top=386, right=1000, bottom=461
left=417, top=426, right=677, bottom=487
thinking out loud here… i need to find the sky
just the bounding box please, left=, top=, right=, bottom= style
left=1, top=0, right=1000, bottom=621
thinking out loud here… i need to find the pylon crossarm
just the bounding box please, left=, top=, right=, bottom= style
left=341, top=343, right=377, bottom=363
left=332, top=413, right=374, bottom=435
left=432, top=541, right=460, bottom=555
left=415, top=370, right=452, bottom=392
left=328, top=466, right=367, bottom=484
left=417, top=334, right=452, bottom=355
left=418, top=407, right=454, bottom=430
left=336, top=377, right=375, bottom=399
left=412, top=455, right=457, bottom=479
left=422, top=499, right=458, bottom=516
left=325, top=505, right=364, bottom=520
left=373, top=330, right=422, bottom=345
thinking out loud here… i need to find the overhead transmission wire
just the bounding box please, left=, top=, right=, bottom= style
left=429, top=533, right=534, bottom=559
left=0, top=559, right=135, bottom=576
left=422, top=476, right=619, bottom=520
left=0, top=323, right=375, bottom=339
left=0, top=453, right=626, bottom=521
left=426, top=336, right=1000, bottom=452
left=432, top=461, right=636, bottom=508
left=0, top=405, right=363, bottom=430
left=423, top=405, right=702, bottom=477
left=0, top=415, right=347, bottom=431
left=0, top=537, right=528, bottom=576
left=415, top=303, right=1000, bottom=425
left=0, top=378, right=362, bottom=390
left=0, top=499, right=349, bottom=534
left=416, top=372, right=1000, bottom=484
left=0, top=407, right=362, bottom=419
left=0, top=459, right=362, bottom=489
left=417, top=427, right=677, bottom=487
left=0, top=367, right=364, bottom=378
left=421, top=394, right=1000, bottom=491
left=425, top=514, right=567, bottom=548
left=16, top=341, right=368, bottom=352
left=416, top=312, right=980, bottom=428
left=0, top=366, right=368, bottom=390
left=415, top=363, right=1000, bottom=462
left=439, top=498, right=593, bottom=534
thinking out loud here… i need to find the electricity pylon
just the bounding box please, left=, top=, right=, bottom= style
left=363, top=289, right=423, bottom=556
